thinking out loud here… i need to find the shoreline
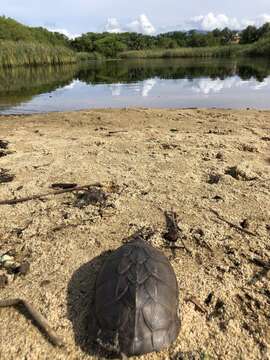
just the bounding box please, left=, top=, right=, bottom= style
left=0, top=108, right=269, bottom=359
left=1, top=106, right=270, bottom=117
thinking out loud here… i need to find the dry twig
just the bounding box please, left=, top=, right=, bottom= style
left=209, top=208, right=257, bottom=237
left=0, top=183, right=102, bottom=206
left=107, top=130, right=128, bottom=136
left=0, top=298, right=64, bottom=347
left=184, top=295, right=208, bottom=314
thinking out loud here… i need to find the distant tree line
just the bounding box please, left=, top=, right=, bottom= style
left=240, top=23, right=270, bottom=44
left=1, top=15, right=270, bottom=60
left=70, top=23, right=270, bottom=57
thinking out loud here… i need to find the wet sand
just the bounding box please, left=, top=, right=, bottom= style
left=0, top=108, right=269, bottom=360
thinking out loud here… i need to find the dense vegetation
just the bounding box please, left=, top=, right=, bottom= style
left=0, top=16, right=76, bottom=66
left=119, top=38, right=270, bottom=59
left=71, top=23, right=270, bottom=58
left=0, top=15, right=270, bottom=67
left=0, top=16, right=70, bottom=45
left=70, top=30, right=239, bottom=58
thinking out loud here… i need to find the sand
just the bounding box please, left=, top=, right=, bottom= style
left=0, top=108, right=269, bottom=360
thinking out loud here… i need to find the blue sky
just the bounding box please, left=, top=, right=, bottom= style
left=1, top=0, right=270, bottom=37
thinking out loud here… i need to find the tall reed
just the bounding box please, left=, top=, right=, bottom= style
left=120, top=45, right=243, bottom=59
left=0, top=41, right=77, bottom=67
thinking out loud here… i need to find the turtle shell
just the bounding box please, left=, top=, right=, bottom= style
left=93, top=237, right=180, bottom=356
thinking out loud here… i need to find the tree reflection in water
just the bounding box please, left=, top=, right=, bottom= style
left=0, top=57, right=270, bottom=112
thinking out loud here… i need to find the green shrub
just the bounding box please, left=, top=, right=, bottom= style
left=242, top=37, right=270, bottom=56
left=76, top=51, right=105, bottom=61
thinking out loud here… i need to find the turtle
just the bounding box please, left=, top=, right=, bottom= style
left=92, top=232, right=180, bottom=357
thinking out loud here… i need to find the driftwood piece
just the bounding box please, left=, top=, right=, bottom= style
left=0, top=169, right=15, bottom=184
left=0, top=298, right=64, bottom=347
left=184, top=295, right=208, bottom=314
left=164, top=211, right=179, bottom=242
left=51, top=183, right=78, bottom=189
left=163, top=211, right=192, bottom=255
left=249, top=257, right=270, bottom=269
left=209, top=208, right=257, bottom=237
left=107, top=130, right=128, bottom=136
left=0, top=183, right=102, bottom=205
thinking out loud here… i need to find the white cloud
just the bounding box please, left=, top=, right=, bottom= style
left=254, top=14, right=270, bottom=27
left=109, top=78, right=156, bottom=97
left=105, top=18, right=122, bottom=33
left=189, top=76, right=270, bottom=95
left=141, top=78, right=156, bottom=96
left=189, top=13, right=240, bottom=31
left=126, top=14, right=155, bottom=35
left=191, top=77, right=238, bottom=94
left=104, top=14, right=155, bottom=35
left=159, top=13, right=270, bottom=33
left=47, top=27, right=80, bottom=39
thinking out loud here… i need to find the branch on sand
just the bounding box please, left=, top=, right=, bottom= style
left=209, top=208, right=257, bottom=237
left=0, top=298, right=64, bottom=347
left=0, top=183, right=102, bottom=206
left=184, top=295, right=208, bottom=314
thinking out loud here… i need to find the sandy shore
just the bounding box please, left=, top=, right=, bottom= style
left=0, top=108, right=269, bottom=360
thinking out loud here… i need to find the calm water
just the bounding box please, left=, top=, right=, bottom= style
left=0, top=58, right=270, bottom=114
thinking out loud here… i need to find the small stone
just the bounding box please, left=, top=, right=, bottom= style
left=205, top=292, right=214, bottom=306
left=0, top=273, right=8, bottom=288
left=195, top=252, right=203, bottom=265
left=239, top=144, right=258, bottom=153
left=40, top=279, right=51, bottom=287
left=0, top=254, right=14, bottom=264
left=240, top=219, right=250, bottom=229
left=17, top=261, right=30, bottom=275
left=216, top=152, right=224, bottom=160
left=0, top=140, right=9, bottom=149
left=225, top=163, right=258, bottom=181
left=212, top=195, right=223, bottom=202
left=208, top=173, right=221, bottom=185
left=0, top=168, right=15, bottom=184
left=74, top=187, right=108, bottom=208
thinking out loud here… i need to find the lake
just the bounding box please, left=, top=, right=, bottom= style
left=0, top=58, right=270, bottom=114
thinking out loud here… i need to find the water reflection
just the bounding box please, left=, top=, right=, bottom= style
left=108, top=78, right=157, bottom=97
left=0, top=58, right=270, bottom=113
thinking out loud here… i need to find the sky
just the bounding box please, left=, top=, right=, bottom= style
left=1, top=0, right=270, bottom=38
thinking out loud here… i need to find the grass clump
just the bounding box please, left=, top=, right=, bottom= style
left=119, top=45, right=243, bottom=59
left=0, top=41, right=77, bottom=67
left=76, top=51, right=105, bottom=62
